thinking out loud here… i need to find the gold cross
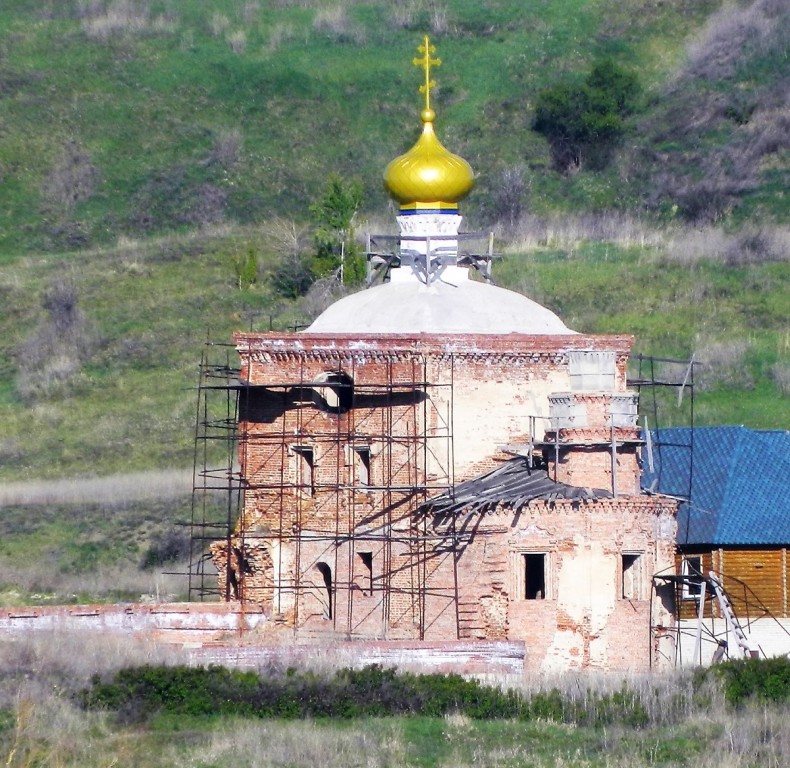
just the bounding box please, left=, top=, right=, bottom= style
left=412, top=35, right=441, bottom=112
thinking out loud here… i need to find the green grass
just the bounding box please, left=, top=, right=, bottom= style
left=5, top=634, right=790, bottom=768
left=0, top=230, right=787, bottom=483
left=496, top=241, right=790, bottom=428
left=3, top=0, right=779, bottom=257
left=0, top=494, right=202, bottom=603
left=0, top=228, right=299, bottom=480
left=0, top=710, right=721, bottom=768
left=0, top=0, right=787, bottom=595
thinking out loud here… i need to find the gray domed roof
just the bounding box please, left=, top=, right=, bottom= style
left=305, top=279, right=575, bottom=335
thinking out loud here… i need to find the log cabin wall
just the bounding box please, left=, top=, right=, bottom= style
left=677, top=547, right=789, bottom=619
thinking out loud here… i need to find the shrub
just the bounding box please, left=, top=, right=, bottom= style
left=694, top=338, right=754, bottom=392
left=486, top=164, right=529, bottom=230
left=702, top=657, right=790, bottom=707
left=140, top=529, right=191, bottom=570
left=227, top=30, right=247, bottom=55
left=79, top=0, right=176, bottom=41
left=299, top=274, right=349, bottom=320
left=272, top=250, right=314, bottom=299
left=428, top=0, right=450, bottom=35
left=389, top=0, right=420, bottom=30
left=533, top=58, right=640, bottom=172
left=15, top=277, right=96, bottom=402
left=209, top=12, right=230, bottom=37
left=312, top=6, right=365, bottom=44
left=208, top=129, right=243, bottom=170
left=722, top=227, right=789, bottom=265
left=130, top=165, right=227, bottom=231
left=40, top=141, right=99, bottom=216
left=772, top=362, right=790, bottom=395
left=79, top=664, right=678, bottom=729
left=81, top=664, right=529, bottom=722
left=684, top=0, right=783, bottom=82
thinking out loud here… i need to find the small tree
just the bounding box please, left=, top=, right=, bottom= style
left=272, top=249, right=314, bottom=299
left=231, top=247, right=258, bottom=291
left=533, top=58, right=640, bottom=172
left=488, top=164, right=529, bottom=230
left=310, top=175, right=364, bottom=284
left=267, top=218, right=314, bottom=299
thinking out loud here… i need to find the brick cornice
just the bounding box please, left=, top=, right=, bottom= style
left=469, top=495, right=679, bottom=517
left=234, top=332, right=635, bottom=364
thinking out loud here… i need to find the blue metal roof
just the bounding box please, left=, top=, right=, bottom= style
left=641, top=426, right=790, bottom=546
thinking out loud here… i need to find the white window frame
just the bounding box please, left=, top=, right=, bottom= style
left=681, top=555, right=704, bottom=600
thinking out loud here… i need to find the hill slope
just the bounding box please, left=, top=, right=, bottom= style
left=0, top=0, right=788, bottom=604
left=0, top=0, right=788, bottom=485
left=2, top=0, right=787, bottom=256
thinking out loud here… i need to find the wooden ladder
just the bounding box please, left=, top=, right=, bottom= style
left=708, top=571, right=758, bottom=659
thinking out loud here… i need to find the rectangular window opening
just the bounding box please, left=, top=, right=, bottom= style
left=622, top=553, right=642, bottom=600
left=293, top=446, right=315, bottom=496
left=682, top=556, right=704, bottom=600
left=358, top=551, right=373, bottom=595
left=524, top=553, right=546, bottom=600
left=353, top=446, right=371, bottom=487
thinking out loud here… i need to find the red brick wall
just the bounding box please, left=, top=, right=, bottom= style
left=210, top=330, right=678, bottom=670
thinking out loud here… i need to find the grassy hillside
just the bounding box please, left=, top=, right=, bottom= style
left=5, top=0, right=784, bottom=257
left=0, top=223, right=786, bottom=486
left=0, top=1, right=787, bottom=603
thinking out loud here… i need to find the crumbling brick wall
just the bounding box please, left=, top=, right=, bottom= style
left=210, top=330, right=677, bottom=670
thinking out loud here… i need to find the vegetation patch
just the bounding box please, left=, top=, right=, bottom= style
left=81, top=663, right=661, bottom=728
left=698, top=656, right=790, bottom=707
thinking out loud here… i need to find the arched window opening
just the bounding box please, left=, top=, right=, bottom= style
left=292, top=445, right=315, bottom=496
left=315, top=561, right=333, bottom=620
left=312, top=371, right=354, bottom=414
left=358, top=551, right=374, bottom=595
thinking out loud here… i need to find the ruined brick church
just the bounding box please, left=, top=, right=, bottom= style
left=211, top=39, right=678, bottom=672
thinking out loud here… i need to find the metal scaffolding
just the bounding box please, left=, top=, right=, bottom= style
left=189, top=339, right=456, bottom=640
left=188, top=342, right=245, bottom=602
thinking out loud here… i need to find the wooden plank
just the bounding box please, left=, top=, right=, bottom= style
left=719, top=549, right=783, bottom=616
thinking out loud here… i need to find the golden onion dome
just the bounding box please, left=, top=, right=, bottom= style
left=383, top=37, right=474, bottom=211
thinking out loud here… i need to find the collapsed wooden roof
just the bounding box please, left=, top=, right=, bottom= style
left=422, top=456, right=612, bottom=517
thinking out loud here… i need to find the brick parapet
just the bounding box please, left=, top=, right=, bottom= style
left=234, top=333, right=634, bottom=376
left=544, top=427, right=643, bottom=443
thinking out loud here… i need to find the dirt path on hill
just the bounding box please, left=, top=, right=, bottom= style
left=0, top=468, right=193, bottom=507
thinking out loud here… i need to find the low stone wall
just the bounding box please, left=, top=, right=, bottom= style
left=191, top=639, right=526, bottom=675
left=0, top=602, right=526, bottom=675
left=0, top=602, right=264, bottom=644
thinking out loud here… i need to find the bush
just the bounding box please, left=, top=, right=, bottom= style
left=533, top=58, right=640, bottom=172
left=15, top=277, right=96, bottom=402
left=81, top=664, right=529, bottom=722
left=140, top=529, right=191, bottom=570
left=40, top=141, right=99, bottom=216
left=701, top=657, right=790, bottom=707
left=772, top=362, right=790, bottom=395
left=272, top=250, right=314, bottom=299
left=484, top=164, right=529, bottom=229
left=80, top=664, right=669, bottom=728
left=694, top=338, right=754, bottom=392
